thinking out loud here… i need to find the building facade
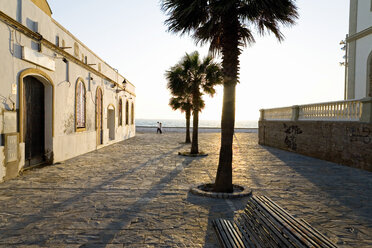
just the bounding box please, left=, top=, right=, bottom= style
left=346, top=0, right=372, bottom=99
left=0, top=0, right=136, bottom=182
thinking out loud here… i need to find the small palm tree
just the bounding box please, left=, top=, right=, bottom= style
left=167, top=63, right=192, bottom=143
left=169, top=96, right=192, bottom=143
left=162, top=0, right=298, bottom=192
left=166, top=51, right=223, bottom=154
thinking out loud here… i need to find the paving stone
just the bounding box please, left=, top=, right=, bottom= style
left=0, top=132, right=370, bottom=247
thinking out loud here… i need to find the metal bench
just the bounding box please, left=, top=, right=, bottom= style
left=213, top=195, right=337, bottom=248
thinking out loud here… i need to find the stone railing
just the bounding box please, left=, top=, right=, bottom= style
left=260, top=107, right=293, bottom=121
left=260, top=98, right=372, bottom=123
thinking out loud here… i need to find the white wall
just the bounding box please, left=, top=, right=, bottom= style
left=0, top=0, right=136, bottom=175
left=355, top=35, right=372, bottom=98
left=357, top=0, right=372, bottom=32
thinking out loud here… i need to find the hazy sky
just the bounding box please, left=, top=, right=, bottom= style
left=48, top=0, right=350, bottom=121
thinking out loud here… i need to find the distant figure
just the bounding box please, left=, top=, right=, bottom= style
left=157, top=122, right=162, bottom=134
left=160, top=122, right=163, bottom=134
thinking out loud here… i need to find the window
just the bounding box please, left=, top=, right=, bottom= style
left=369, top=53, right=372, bottom=97
left=131, top=103, right=134, bottom=125
left=118, top=99, right=123, bottom=126
left=63, top=58, right=69, bottom=82
left=125, top=100, right=129, bottom=125
left=56, top=36, right=60, bottom=47
left=76, top=80, right=86, bottom=130
left=84, top=56, right=87, bottom=64
left=74, top=42, right=79, bottom=57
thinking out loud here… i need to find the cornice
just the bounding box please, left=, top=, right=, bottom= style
left=347, top=26, right=372, bottom=43
left=0, top=11, right=136, bottom=96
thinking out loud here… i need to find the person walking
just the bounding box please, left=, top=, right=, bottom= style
left=156, top=122, right=162, bottom=134
left=159, top=122, right=163, bottom=134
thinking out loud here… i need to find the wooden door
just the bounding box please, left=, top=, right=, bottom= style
left=96, top=88, right=103, bottom=145
left=24, top=76, right=45, bottom=167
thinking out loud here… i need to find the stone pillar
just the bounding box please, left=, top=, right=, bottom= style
left=360, top=97, right=372, bottom=123
left=259, top=109, right=264, bottom=121
left=291, top=105, right=299, bottom=121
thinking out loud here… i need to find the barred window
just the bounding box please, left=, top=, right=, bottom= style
left=125, top=100, right=129, bottom=125
left=76, top=81, right=86, bottom=129
left=118, top=99, right=123, bottom=126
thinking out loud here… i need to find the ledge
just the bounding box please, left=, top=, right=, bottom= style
left=189, top=183, right=252, bottom=199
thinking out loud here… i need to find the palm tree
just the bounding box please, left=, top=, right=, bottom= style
left=169, top=96, right=192, bottom=143
left=162, top=0, right=298, bottom=192
left=166, top=51, right=222, bottom=154
left=167, top=63, right=192, bottom=143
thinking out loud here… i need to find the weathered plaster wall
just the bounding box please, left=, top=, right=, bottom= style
left=0, top=146, right=5, bottom=182
left=0, top=0, right=136, bottom=180
left=357, top=0, right=372, bottom=32
left=259, top=121, right=372, bottom=171
left=355, top=35, right=372, bottom=98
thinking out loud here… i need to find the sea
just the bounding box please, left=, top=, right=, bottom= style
left=136, top=119, right=258, bottom=129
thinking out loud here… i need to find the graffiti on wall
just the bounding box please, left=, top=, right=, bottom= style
left=347, top=126, right=371, bottom=144
left=284, top=124, right=303, bottom=150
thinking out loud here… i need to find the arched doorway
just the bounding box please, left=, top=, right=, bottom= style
left=96, top=88, right=103, bottom=145
left=23, top=76, right=45, bottom=166
left=107, top=104, right=115, bottom=141
left=19, top=69, right=54, bottom=168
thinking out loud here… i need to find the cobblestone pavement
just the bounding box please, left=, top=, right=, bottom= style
left=0, top=132, right=371, bottom=247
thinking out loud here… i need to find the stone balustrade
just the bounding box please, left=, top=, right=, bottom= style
left=260, top=97, right=372, bottom=123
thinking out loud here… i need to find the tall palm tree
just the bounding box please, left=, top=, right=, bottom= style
left=167, top=51, right=222, bottom=154
left=162, top=0, right=298, bottom=192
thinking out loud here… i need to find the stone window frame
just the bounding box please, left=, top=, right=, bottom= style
left=75, top=78, right=87, bottom=131
left=131, top=102, right=134, bottom=125
left=368, top=51, right=372, bottom=97
left=74, top=42, right=79, bottom=57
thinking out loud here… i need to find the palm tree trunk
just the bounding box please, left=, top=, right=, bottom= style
left=214, top=14, right=240, bottom=193
left=214, top=83, right=235, bottom=192
left=191, top=92, right=199, bottom=154
left=185, top=109, right=191, bottom=143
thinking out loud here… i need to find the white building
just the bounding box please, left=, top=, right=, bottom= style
left=0, top=0, right=136, bottom=182
left=346, top=0, right=372, bottom=99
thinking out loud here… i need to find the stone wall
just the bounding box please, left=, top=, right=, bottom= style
left=259, top=121, right=372, bottom=171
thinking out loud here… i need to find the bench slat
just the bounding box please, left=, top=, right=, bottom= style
left=258, top=196, right=335, bottom=248
left=224, top=219, right=247, bottom=248
left=242, top=203, right=283, bottom=247
left=260, top=196, right=336, bottom=248
left=250, top=196, right=310, bottom=248
left=212, top=195, right=337, bottom=248
left=244, top=200, right=296, bottom=248
left=213, top=219, right=235, bottom=248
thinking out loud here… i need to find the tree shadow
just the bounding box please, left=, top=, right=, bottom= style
left=0, top=143, right=186, bottom=245
left=263, top=146, right=372, bottom=222
left=186, top=192, right=247, bottom=248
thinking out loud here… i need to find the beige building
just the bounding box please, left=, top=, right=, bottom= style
left=0, top=0, right=136, bottom=182
left=346, top=0, right=372, bottom=99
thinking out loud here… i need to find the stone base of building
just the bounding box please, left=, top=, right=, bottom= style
left=258, top=121, right=372, bottom=172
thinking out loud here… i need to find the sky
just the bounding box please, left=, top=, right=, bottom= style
left=47, top=0, right=350, bottom=121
